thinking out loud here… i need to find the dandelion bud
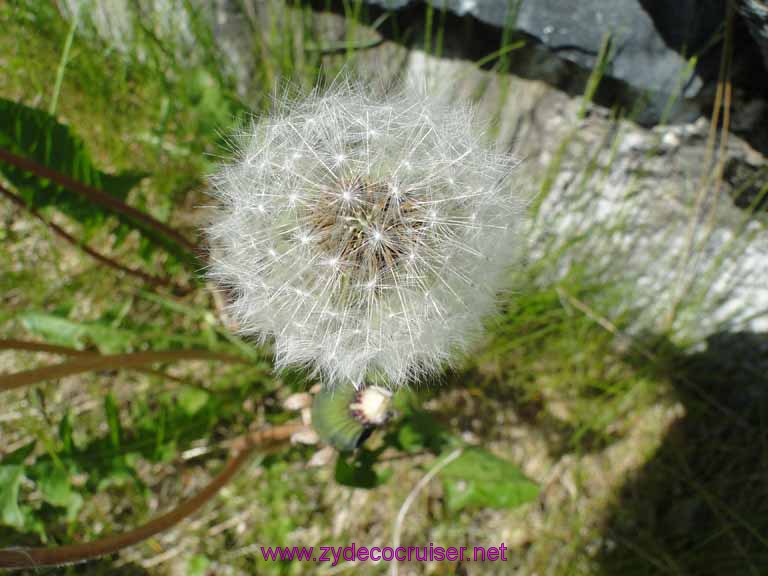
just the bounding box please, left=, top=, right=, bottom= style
left=311, top=385, right=394, bottom=451
left=206, top=79, right=525, bottom=388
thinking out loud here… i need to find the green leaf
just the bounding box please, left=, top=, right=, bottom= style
left=187, top=554, right=211, bottom=576
left=19, top=310, right=218, bottom=354
left=0, top=97, right=142, bottom=227
left=396, top=411, right=449, bottom=454
left=177, top=386, right=210, bottom=416
left=40, top=467, right=83, bottom=521
left=20, top=312, right=91, bottom=348
left=334, top=450, right=391, bottom=489
left=38, top=465, right=82, bottom=520
left=2, top=441, right=35, bottom=466
left=20, top=311, right=136, bottom=353
left=439, top=448, right=539, bottom=512
left=0, top=97, right=193, bottom=263
left=397, top=423, right=424, bottom=452
left=0, top=465, right=25, bottom=528
left=104, top=393, right=122, bottom=449
left=58, top=412, right=74, bottom=455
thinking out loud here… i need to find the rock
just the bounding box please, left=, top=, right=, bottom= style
left=738, top=0, right=768, bottom=71
left=403, top=49, right=768, bottom=338
left=60, top=0, right=256, bottom=94
left=363, top=0, right=728, bottom=124
left=724, top=156, right=768, bottom=211
left=62, top=0, right=768, bottom=140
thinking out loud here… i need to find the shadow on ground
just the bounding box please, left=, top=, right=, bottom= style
left=597, top=330, right=768, bottom=576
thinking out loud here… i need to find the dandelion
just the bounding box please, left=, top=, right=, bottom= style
left=206, top=78, right=525, bottom=389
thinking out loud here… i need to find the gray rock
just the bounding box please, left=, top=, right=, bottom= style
left=738, top=0, right=768, bottom=70
left=64, top=0, right=767, bottom=133
left=365, top=0, right=725, bottom=123
left=403, top=50, right=768, bottom=338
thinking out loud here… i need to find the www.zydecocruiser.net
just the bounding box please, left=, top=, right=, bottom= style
left=259, top=542, right=510, bottom=565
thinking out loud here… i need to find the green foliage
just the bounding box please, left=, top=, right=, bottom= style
left=37, top=465, right=84, bottom=521
left=0, top=97, right=201, bottom=264
left=178, top=386, right=211, bottom=416
left=0, top=357, right=274, bottom=539
left=19, top=310, right=238, bottom=354
left=439, top=448, right=539, bottom=512
left=187, top=555, right=211, bottom=576
left=329, top=395, right=540, bottom=514
left=334, top=449, right=392, bottom=488
left=0, top=466, right=25, bottom=529
left=21, top=312, right=140, bottom=353
left=396, top=410, right=450, bottom=454
left=0, top=97, right=143, bottom=229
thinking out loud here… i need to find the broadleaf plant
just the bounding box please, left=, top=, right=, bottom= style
left=0, top=97, right=196, bottom=266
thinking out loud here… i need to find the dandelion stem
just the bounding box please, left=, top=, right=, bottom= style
left=0, top=349, right=247, bottom=393
left=0, top=147, right=202, bottom=262
left=0, top=339, right=189, bottom=383
left=0, top=183, right=191, bottom=295
left=0, top=422, right=305, bottom=570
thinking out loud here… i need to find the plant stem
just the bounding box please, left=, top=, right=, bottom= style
left=0, top=349, right=248, bottom=393
left=0, top=421, right=305, bottom=570
left=0, top=147, right=202, bottom=260
left=0, top=339, right=188, bottom=383
left=49, top=9, right=78, bottom=116
left=0, top=183, right=191, bottom=295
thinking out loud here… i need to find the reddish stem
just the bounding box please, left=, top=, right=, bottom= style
left=0, top=183, right=191, bottom=295
left=0, top=147, right=202, bottom=260
left=0, top=422, right=304, bottom=570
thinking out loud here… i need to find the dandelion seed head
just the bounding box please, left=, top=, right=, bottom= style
left=206, top=78, right=526, bottom=388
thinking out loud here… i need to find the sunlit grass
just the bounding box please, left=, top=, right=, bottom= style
left=1, top=0, right=767, bottom=574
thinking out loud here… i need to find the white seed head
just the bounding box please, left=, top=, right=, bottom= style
left=206, top=79, right=526, bottom=388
